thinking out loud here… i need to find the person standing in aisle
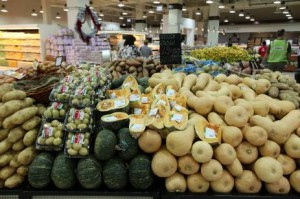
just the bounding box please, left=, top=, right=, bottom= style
left=118, top=35, right=141, bottom=59
left=264, top=29, right=291, bottom=72
left=140, top=40, right=153, bottom=58
left=258, top=41, right=268, bottom=58
left=297, top=45, right=300, bottom=68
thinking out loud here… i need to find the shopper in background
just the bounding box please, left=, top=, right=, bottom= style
left=118, top=35, right=141, bottom=59
left=264, top=29, right=291, bottom=72
left=140, top=40, right=152, bottom=58
left=297, top=45, right=300, bottom=68
left=258, top=41, right=268, bottom=58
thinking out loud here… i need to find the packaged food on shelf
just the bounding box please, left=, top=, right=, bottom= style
left=36, top=119, right=65, bottom=151
left=43, top=102, right=69, bottom=120
left=64, top=131, right=90, bottom=157
left=69, top=85, right=95, bottom=108
left=49, top=84, right=72, bottom=103
left=65, top=107, right=93, bottom=132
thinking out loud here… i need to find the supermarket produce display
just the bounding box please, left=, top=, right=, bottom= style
left=1, top=55, right=300, bottom=199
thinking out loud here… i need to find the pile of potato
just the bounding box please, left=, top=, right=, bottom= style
left=0, top=83, right=45, bottom=188
left=137, top=70, right=300, bottom=194
left=109, top=58, right=170, bottom=81
left=253, top=69, right=300, bottom=108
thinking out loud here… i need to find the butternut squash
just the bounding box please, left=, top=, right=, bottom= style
left=151, top=147, right=177, bottom=178
left=201, top=159, right=223, bottom=182
left=191, top=73, right=211, bottom=93
left=214, top=143, right=236, bottom=165
left=213, top=96, right=234, bottom=115
left=207, top=112, right=227, bottom=127
left=173, top=72, right=185, bottom=88
left=228, top=85, right=242, bottom=99
left=191, top=141, right=213, bottom=163
left=187, top=96, right=214, bottom=115
left=206, top=86, right=231, bottom=97
left=255, top=94, right=282, bottom=115
left=166, top=120, right=195, bottom=157
left=214, top=73, right=227, bottom=83
left=210, top=170, right=234, bottom=193
left=165, top=172, right=187, bottom=192
left=239, top=84, right=256, bottom=101
left=224, top=106, right=249, bottom=128
left=138, top=129, right=162, bottom=153
left=182, top=74, right=197, bottom=90
left=226, top=158, right=243, bottom=177
left=187, top=173, right=209, bottom=193
left=250, top=100, right=269, bottom=117
left=226, top=74, right=242, bottom=85
left=249, top=115, right=273, bottom=135
left=203, top=80, right=221, bottom=92
left=178, top=155, right=200, bottom=175
left=221, top=126, right=243, bottom=147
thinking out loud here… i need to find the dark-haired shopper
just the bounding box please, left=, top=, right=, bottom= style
left=264, top=29, right=291, bottom=72
left=118, top=35, right=141, bottom=59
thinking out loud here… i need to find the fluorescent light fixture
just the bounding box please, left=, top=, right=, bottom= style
left=89, top=1, right=94, bottom=9
left=182, top=3, right=187, bottom=11
left=122, top=23, right=126, bottom=26
left=31, top=9, right=37, bottom=16
left=56, top=12, right=61, bottom=19
left=127, top=18, right=131, bottom=22
left=156, top=5, right=163, bottom=12
left=142, top=15, right=147, bottom=18
left=1, top=5, right=7, bottom=12
left=118, top=0, right=124, bottom=7
left=245, top=13, right=250, bottom=19
left=148, top=10, right=154, bottom=14
left=98, top=17, right=102, bottom=21
left=206, top=0, right=213, bottom=4
left=153, top=0, right=160, bottom=4
left=219, top=4, right=225, bottom=9
left=239, top=10, right=244, bottom=17
left=119, top=16, right=124, bottom=20
left=1, top=0, right=8, bottom=1
left=230, top=6, right=235, bottom=14
left=224, top=18, right=229, bottom=22
left=254, top=21, right=259, bottom=24
left=282, top=10, right=289, bottom=14
left=286, top=14, right=291, bottom=17
left=195, top=8, right=201, bottom=15
left=288, top=16, right=293, bottom=19
left=99, top=10, right=104, bottom=17
left=280, top=2, right=286, bottom=10
left=274, top=0, right=281, bottom=4
left=201, top=28, right=204, bottom=31
left=250, top=17, right=255, bottom=21
left=64, top=4, right=68, bottom=11
left=122, top=9, right=128, bottom=15
left=39, top=6, right=43, bottom=13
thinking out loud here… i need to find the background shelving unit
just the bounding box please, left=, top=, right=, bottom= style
left=0, top=24, right=59, bottom=68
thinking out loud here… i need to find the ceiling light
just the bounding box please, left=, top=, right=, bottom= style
left=118, top=0, right=124, bottom=7
left=280, top=2, right=286, bottom=9
left=239, top=10, right=244, bottom=17
left=273, top=0, right=281, bottom=4
left=288, top=16, right=293, bottom=19
left=224, top=18, right=229, bottom=23
left=286, top=14, right=291, bottom=17
left=142, top=15, right=147, bottom=18
left=1, top=0, right=8, bottom=1
left=127, top=18, right=131, bottom=22
left=122, top=9, right=128, bottom=15
left=250, top=16, right=255, bottom=21
left=229, top=6, right=235, bottom=14
left=64, top=4, right=68, bottom=11
left=89, top=1, right=94, bottom=9
left=195, top=8, right=201, bottom=15
left=182, top=3, right=187, bottom=11
left=98, top=18, right=102, bottom=21
left=119, top=16, right=124, bottom=20
left=219, top=4, right=225, bottom=9
left=153, top=0, right=160, bottom=4
left=56, top=12, right=61, bottom=19
left=201, top=28, right=204, bottom=31
left=31, top=9, right=37, bottom=16
left=254, top=21, right=259, bottom=24
left=148, top=10, right=154, bottom=14
left=282, top=9, right=289, bottom=14
left=206, top=0, right=213, bottom=4
left=245, top=13, right=250, bottom=19
left=122, top=23, right=126, bottom=26
left=1, top=5, right=7, bottom=12
left=99, top=10, right=104, bottom=17
left=39, top=6, right=43, bottom=13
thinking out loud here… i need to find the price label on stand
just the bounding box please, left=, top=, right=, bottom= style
left=159, top=33, right=182, bottom=65
left=55, top=56, right=65, bottom=67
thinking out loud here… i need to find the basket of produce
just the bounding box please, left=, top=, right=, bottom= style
left=14, top=75, right=61, bottom=104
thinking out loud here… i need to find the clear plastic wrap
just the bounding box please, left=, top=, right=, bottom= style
left=64, top=107, right=93, bottom=132
left=43, top=102, right=69, bottom=120
left=49, top=84, right=72, bottom=103
left=64, top=131, right=90, bottom=158
left=69, top=85, right=95, bottom=108
left=36, top=119, right=65, bottom=151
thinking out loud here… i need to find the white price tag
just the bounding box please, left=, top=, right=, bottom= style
left=114, top=98, right=126, bottom=108
left=141, top=97, right=148, bottom=104
left=149, top=108, right=158, bottom=116
left=174, top=105, right=182, bottom=111
left=204, top=127, right=216, bottom=139
left=131, top=124, right=144, bottom=131
left=110, top=92, right=116, bottom=99
left=166, top=88, right=175, bottom=97
left=130, top=94, right=140, bottom=102
left=171, top=114, right=183, bottom=123
left=123, top=82, right=131, bottom=88
left=134, top=108, right=142, bottom=115
left=102, top=116, right=117, bottom=122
